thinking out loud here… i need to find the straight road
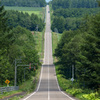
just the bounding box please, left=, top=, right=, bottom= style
left=21, top=5, right=75, bottom=100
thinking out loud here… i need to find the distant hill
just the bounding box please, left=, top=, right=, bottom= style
left=1, top=0, right=46, bottom=7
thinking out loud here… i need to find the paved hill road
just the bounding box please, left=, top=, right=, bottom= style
left=21, top=5, right=76, bottom=100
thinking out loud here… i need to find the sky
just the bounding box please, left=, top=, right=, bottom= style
left=46, top=0, right=51, bottom=3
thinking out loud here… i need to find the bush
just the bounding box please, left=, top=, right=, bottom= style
left=82, top=92, right=100, bottom=100
left=66, top=88, right=83, bottom=96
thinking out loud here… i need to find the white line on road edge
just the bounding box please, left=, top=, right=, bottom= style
left=23, top=64, right=43, bottom=100
left=54, top=66, right=75, bottom=100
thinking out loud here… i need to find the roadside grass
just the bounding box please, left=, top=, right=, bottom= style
left=32, top=30, right=45, bottom=59
left=56, top=73, right=100, bottom=100
left=52, top=32, right=62, bottom=62
left=0, top=90, right=22, bottom=99
left=19, top=64, right=41, bottom=93
left=4, top=6, right=45, bottom=19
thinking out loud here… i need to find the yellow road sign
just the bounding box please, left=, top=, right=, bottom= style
left=5, top=79, right=10, bottom=84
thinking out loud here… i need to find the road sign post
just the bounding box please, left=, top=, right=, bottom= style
left=71, top=65, right=74, bottom=84
left=5, top=79, right=10, bottom=87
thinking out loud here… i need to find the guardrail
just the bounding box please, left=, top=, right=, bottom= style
left=0, top=86, right=19, bottom=94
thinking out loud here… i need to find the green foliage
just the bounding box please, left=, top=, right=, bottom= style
left=53, top=8, right=100, bottom=18
left=5, top=10, right=44, bottom=31
left=8, top=26, right=40, bottom=85
left=56, top=73, right=100, bottom=100
left=4, top=6, right=45, bottom=19
left=51, top=7, right=100, bottom=33
left=82, top=92, right=100, bottom=100
left=0, top=90, right=22, bottom=99
left=66, top=88, right=83, bottom=96
left=54, top=13, right=100, bottom=89
left=1, top=0, right=46, bottom=7
left=20, top=78, right=36, bottom=92
left=51, top=0, right=98, bottom=10
left=52, top=0, right=100, bottom=88
left=0, top=7, right=40, bottom=85
left=51, top=16, right=65, bottom=33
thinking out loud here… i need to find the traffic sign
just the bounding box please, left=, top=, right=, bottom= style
left=5, top=79, right=10, bottom=84
left=71, top=78, right=74, bottom=82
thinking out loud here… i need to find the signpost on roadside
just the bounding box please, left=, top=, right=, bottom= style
left=71, top=65, right=74, bottom=84
left=5, top=79, right=10, bottom=87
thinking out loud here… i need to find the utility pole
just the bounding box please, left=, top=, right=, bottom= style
left=14, top=60, right=38, bottom=86
left=15, top=59, right=17, bottom=86
left=14, top=58, right=22, bottom=86
left=14, top=58, right=25, bottom=86
left=72, top=65, right=74, bottom=79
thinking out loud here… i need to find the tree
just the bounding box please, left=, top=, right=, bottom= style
left=1, top=0, right=46, bottom=7
left=51, top=16, right=65, bottom=33
left=54, top=13, right=100, bottom=89
left=6, top=10, right=44, bottom=31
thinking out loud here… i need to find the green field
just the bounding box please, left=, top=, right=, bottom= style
left=4, top=6, right=45, bottom=18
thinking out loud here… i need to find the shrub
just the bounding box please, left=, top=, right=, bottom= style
left=66, top=88, right=83, bottom=96
left=82, top=92, right=100, bottom=100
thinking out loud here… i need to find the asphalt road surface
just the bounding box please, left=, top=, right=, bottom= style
left=21, top=5, right=76, bottom=100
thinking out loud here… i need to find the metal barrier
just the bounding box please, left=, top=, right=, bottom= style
left=0, top=86, right=19, bottom=94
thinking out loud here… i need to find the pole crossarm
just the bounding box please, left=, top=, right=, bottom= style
left=24, top=67, right=35, bottom=81
left=14, top=58, right=38, bottom=86
left=17, top=65, right=29, bottom=67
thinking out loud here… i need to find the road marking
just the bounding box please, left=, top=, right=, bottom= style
left=36, top=65, right=43, bottom=92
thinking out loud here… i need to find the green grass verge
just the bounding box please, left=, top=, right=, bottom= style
left=52, top=32, right=62, bottom=63
left=0, top=90, right=22, bottom=99
left=33, top=30, right=45, bottom=59
left=56, top=74, right=100, bottom=100
left=52, top=32, right=62, bottom=54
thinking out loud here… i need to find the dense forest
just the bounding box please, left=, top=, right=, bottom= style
left=5, top=10, right=44, bottom=31
left=51, top=0, right=100, bottom=33
left=51, top=8, right=100, bottom=33
left=52, top=0, right=100, bottom=90
left=0, top=5, right=40, bottom=86
left=1, top=0, right=46, bottom=7
left=52, top=0, right=98, bottom=10
left=55, top=13, right=100, bottom=89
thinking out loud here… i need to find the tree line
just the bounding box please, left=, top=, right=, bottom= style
left=51, top=7, right=100, bottom=33
left=0, top=5, right=40, bottom=86
left=53, top=8, right=100, bottom=18
left=5, top=10, right=44, bottom=31
left=1, top=0, right=46, bottom=7
left=52, top=0, right=98, bottom=10
left=54, top=9, right=100, bottom=89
